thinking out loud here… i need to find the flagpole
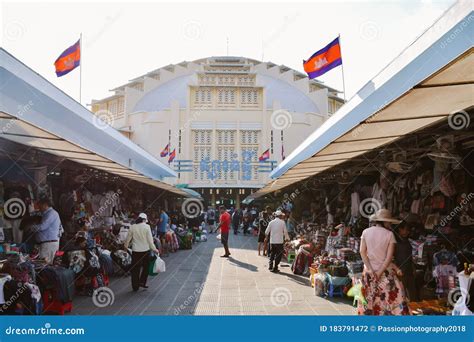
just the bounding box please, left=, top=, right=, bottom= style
left=338, top=33, right=347, bottom=102
left=79, top=33, right=83, bottom=105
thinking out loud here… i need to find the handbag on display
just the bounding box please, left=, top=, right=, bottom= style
left=424, top=213, right=440, bottom=230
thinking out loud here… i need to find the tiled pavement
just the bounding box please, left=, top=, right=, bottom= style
left=72, top=233, right=356, bottom=315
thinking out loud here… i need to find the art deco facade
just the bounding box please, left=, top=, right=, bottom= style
left=91, top=57, right=344, bottom=205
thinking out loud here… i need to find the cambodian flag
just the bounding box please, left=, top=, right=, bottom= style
left=259, top=149, right=270, bottom=162
left=160, top=143, right=170, bottom=157
left=303, top=37, right=342, bottom=79
left=168, top=149, right=176, bottom=163
left=54, top=39, right=81, bottom=77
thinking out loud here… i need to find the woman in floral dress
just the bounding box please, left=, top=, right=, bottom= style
left=358, top=209, right=410, bottom=315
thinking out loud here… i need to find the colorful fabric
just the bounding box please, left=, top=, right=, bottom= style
left=258, top=149, right=270, bottom=162
left=168, top=149, right=176, bottom=163
left=291, top=250, right=312, bottom=275
left=433, top=264, right=457, bottom=295
left=303, top=37, right=342, bottom=79
left=433, top=250, right=458, bottom=267
left=160, top=143, right=170, bottom=157
left=54, top=39, right=80, bottom=77
left=358, top=266, right=411, bottom=315
left=67, top=250, right=87, bottom=274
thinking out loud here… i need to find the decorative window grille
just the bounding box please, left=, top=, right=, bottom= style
left=216, top=130, right=237, bottom=181
left=117, top=97, right=124, bottom=116
left=238, top=76, right=255, bottom=86
left=131, top=83, right=144, bottom=91
left=240, top=89, right=258, bottom=105
left=217, top=130, right=236, bottom=145
left=192, top=130, right=212, bottom=181
left=217, top=76, right=236, bottom=86
left=198, top=75, right=216, bottom=85
left=194, top=88, right=212, bottom=104
left=108, top=101, right=117, bottom=115
left=240, top=130, right=259, bottom=145
left=240, top=130, right=260, bottom=181
left=217, top=88, right=236, bottom=105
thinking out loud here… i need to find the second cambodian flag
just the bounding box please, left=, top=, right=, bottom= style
left=303, top=37, right=342, bottom=79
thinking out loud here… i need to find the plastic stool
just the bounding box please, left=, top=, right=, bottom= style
left=42, top=289, right=72, bottom=315
left=328, top=283, right=344, bottom=298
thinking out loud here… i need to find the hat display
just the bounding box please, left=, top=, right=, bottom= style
left=427, top=135, right=462, bottom=165
left=427, top=151, right=462, bottom=164
left=386, top=162, right=413, bottom=174
left=369, top=208, right=401, bottom=224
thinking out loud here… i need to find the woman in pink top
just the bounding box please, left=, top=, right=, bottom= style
left=358, top=209, right=410, bottom=315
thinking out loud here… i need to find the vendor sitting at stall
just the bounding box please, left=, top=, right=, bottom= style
left=30, top=197, right=63, bottom=264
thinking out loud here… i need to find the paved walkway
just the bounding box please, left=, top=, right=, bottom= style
left=73, top=233, right=355, bottom=315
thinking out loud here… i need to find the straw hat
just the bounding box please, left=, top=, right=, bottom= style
left=369, top=209, right=401, bottom=224
left=386, top=162, right=413, bottom=174
left=427, top=151, right=461, bottom=164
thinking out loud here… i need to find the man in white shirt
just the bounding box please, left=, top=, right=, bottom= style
left=124, top=213, right=159, bottom=292
left=265, top=210, right=289, bottom=273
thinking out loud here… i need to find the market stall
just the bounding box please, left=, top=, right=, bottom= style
left=250, top=2, right=474, bottom=316
left=0, top=47, right=197, bottom=315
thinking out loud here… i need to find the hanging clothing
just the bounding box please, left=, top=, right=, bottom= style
left=0, top=274, right=12, bottom=304
left=372, top=183, right=386, bottom=208
left=410, top=199, right=421, bottom=215
left=37, top=266, right=75, bottom=302
left=433, top=250, right=458, bottom=267
left=351, top=192, right=361, bottom=218
left=26, top=283, right=41, bottom=302
left=433, top=264, right=457, bottom=295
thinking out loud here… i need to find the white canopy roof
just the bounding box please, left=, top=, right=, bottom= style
left=0, top=49, right=188, bottom=197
